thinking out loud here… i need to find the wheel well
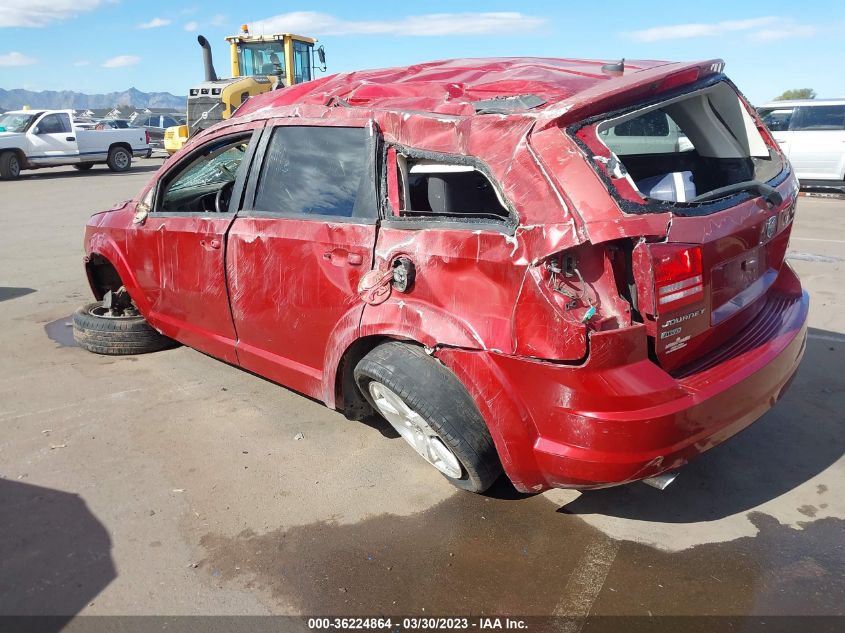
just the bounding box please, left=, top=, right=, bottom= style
left=108, top=142, right=131, bottom=155
left=85, top=254, right=123, bottom=300
left=335, top=335, right=427, bottom=421
left=2, top=148, right=28, bottom=169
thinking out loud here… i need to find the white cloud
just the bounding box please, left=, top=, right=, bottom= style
left=102, top=55, right=141, bottom=68
left=210, top=14, right=226, bottom=27
left=627, top=16, right=819, bottom=42
left=184, top=21, right=198, bottom=32
left=0, top=0, right=106, bottom=27
left=251, top=11, right=545, bottom=37
left=0, top=51, right=36, bottom=66
left=73, top=60, right=90, bottom=67
left=138, top=17, right=171, bottom=29
left=751, top=23, right=819, bottom=42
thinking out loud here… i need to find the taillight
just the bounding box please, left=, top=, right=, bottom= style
left=652, top=244, right=703, bottom=311
left=145, top=130, right=150, bottom=144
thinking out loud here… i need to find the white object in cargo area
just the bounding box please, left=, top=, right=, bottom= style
left=409, top=161, right=474, bottom=173
left=636, top=171, right=696, bottom=203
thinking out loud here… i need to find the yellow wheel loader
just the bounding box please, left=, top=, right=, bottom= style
left=164, top=25, right=325, bottom=155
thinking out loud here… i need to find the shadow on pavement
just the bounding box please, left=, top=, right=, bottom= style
left=0, top=287, right=36, bottom=303
left=561, top=327, right=844, bottom=522
left=0, top=479, right=115, bottom=627
left=21, top=163, right=163, bottom=181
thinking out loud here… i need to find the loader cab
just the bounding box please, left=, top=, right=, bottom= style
left=226, top=32, right=319, bottom=86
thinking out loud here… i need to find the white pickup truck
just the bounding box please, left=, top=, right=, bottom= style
left=0, top=109, right=151, bottom=180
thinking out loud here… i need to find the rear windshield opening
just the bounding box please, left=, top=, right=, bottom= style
left=396, top=156, right=511, bottom=223
left=594, top=82, right=783, bottom=205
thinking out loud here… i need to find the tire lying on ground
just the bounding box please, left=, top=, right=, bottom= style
left=74, top=163, right=94, bottom=171
left=354, top=341, right=502, bottom=493
left=72, top=302, right=178, bottom=355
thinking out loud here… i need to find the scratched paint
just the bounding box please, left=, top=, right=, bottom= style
left=79, top=57, right=808, bottom=494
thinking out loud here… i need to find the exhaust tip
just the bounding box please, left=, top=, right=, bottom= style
left=642, top=472, right=679, bottom=490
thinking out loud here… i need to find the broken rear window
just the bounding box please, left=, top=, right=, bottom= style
left=393, top=155, right=512, bottom=225
left=577, top=82, right=784, bottom=210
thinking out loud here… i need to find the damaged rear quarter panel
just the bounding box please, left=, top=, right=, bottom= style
left=361, top=115, right=590, bottom=358
left=528, top=125, right=672, bottom=244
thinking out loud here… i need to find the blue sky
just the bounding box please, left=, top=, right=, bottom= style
left=0, top=1, right=843, bottom=104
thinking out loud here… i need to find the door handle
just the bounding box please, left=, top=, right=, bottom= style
left=66, top=136, right=75, bottom=141
left=323, top=248, right=364, bottom=266
left=200, top=238, right=221, bottom=250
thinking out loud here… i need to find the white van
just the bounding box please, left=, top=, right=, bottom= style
left=757, top=99, right=845, bottom=188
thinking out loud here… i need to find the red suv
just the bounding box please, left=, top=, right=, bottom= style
left=75, top=58, right=808, bottom=494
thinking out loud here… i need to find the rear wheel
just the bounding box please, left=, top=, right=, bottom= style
left=0, top=151, right=21, bottom=180
left=106, top=146, right=131, bottom=172
left=74, top=163, right=94, bottom=171
left=72, top=297, right=178, bottom=355
left=354, top=342, right=502, bottom=492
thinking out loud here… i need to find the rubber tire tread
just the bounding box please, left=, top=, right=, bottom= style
left=72, top=302, right=178, bottom=355
left=0, top=151, right=20, bottom=180
left=107, top=147, right=131, bottom=172
left=354, top=341, right=502, bottom=493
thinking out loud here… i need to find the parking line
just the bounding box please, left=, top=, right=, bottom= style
left=553, top=536, right=620, bottom=626
left=807, top=333, right=845, bottom=344
left=791, top=236, right=845, bottom=245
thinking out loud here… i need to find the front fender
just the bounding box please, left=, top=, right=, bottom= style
left=84, top=209, right=150, bottom=315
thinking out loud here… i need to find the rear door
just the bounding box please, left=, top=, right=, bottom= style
left=226, top=120, right=379, bottom=399
left=787, top=105, right=845, bottom=180
left=27, top=112, right=78, bottom=165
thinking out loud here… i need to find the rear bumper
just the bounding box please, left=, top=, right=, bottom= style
left=437, top=264, right=809, bottom=492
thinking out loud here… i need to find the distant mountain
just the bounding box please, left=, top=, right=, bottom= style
left=0, top=87, right=186, bottom=111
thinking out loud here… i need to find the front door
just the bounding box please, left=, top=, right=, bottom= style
left=28, top=112, right=78, bottom=165
left=227, top=121, right=379, bottom=399
left=126, top=125, right=262, bottom=363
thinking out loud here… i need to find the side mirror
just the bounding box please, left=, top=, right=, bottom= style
left=315, top=45, right=327, bottom=72
left=33, top=126, right=42, bottom=134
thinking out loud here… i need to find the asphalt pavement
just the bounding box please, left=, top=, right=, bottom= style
left=0, top=159, right=842, bottom=621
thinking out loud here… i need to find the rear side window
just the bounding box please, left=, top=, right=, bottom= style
left=792, top=105, right=845, bottom=131
left=253, top=126, right=374, bottom=219
left=395, top=156, right=511, bottom=223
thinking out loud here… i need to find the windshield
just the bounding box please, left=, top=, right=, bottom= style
left=0, top=112, right=39, bottom=133
left=238, top=41, right=285, bottom=78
